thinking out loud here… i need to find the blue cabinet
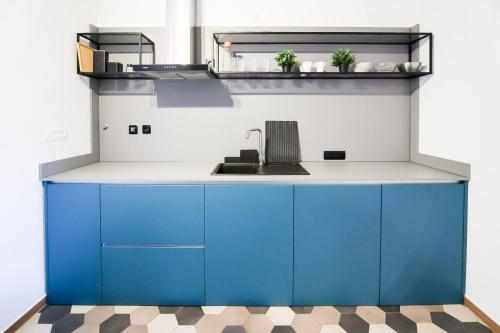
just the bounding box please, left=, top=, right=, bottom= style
left=102, top=247, right=204, bottom=305
left=101, top=185, right=204, bottom=245
left=380, top=184, right=466, bottom=304
left=294, top=185, right=381, bottom=305
left=45, top=183, right=101, bottom=304
left=205, top=185, right=293, bottom=305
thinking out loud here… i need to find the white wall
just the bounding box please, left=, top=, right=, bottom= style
left=0, top=0, right=96, bottom=330
left=415, top=0, right=500, bottom=322
left=97, top=0, right=166, bottom=28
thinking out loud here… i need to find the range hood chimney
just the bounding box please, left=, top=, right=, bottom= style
left=165, top=0, right=197, bottom=64
left=132, top=0, right=211, bottom=78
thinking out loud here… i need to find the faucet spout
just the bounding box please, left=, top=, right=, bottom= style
left=246, top=128, right=264, bottom=165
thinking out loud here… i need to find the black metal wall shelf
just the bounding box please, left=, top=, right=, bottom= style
left=213, top=71, right=429, bottom=80
left=212, top=31, right=433, bottom=80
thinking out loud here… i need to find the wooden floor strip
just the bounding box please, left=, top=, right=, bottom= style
left=464, top=297, right=500, bottom=333
left=4, top=297, right=46, bottom=333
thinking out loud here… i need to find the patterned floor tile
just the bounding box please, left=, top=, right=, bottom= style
left=311, top=307, right=341, bottom=325
left=335, top=307, right=357, bottom=315
left=369, top=324, right=397, bottom=333
left=100, top=314, right=132, bottom=333
left=84, top=306, right=114, bottom=325
left=173, top=326, right=198, bottom=333
left=379, top=306, right=400, bottom=313
left=244, top=314, right=273, bottom=333
left=416, top=323, right=447, bottom=333
left=443, top=305, right=481, bottom=323
left=357, top=306, right=386, bottom=324
left=386, top=313, right=417, bottom=333
left=203, top=306, right=227, bottom=315
left=339, top=314, right=369, bottom=333
left=222, top=326, right=247, bottom=333
left=291, top=313, right=322, bottom=333
left=17, top=314, right=52, bottom=333
left=160, top=306, right=182, bottom=314
left=130, top=306, right=160, bottom=325
left=271, top=326, right=297, bottom=333
left=115, top=306, right=139, bottom=314
left=71, top=306, right=95, bottom=314
left=320, top=325, right=347, bottom=333
left=246, top=307, right=269, bottom=314
left=431, top=312, right=466, bottom=333
left=267, top=307, right=296, bottom=326
left=400, top=306, right=432, bottom=323
left=464, top=322, right=494, bottom=333
left=221, top=307, right=250, bottom=325
left=38, top=305, right=71, bottom=324
left=291, top=307, right=313, bottom=314
left=148, top=314, right=178, bottom=333
left=49, top=313, right=84, bottom=333
left=176, top=307, right=206, bottom=325
left=122, top=325, right=148, bottom=333
left=195, top=314, right=225, bottom=333
left=73, top=324, right=99, bottom=333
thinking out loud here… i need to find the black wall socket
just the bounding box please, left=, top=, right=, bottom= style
left=128, top=125, right=138, bottom=135
left=324, top=151, right=346, bottom=160
left=142, top=125, right=151, bottom=134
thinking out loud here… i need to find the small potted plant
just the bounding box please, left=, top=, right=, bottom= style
left=275, top=49, right=297, bottom=72
left=331, top=48, right=356, bottom=73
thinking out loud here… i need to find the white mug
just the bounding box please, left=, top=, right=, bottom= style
left=315, top=61, right=326, bottom=72
left=301, top=61, right=313, bottom=72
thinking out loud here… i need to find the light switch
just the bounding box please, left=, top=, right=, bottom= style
left=44, top=128, right=68, bottom=142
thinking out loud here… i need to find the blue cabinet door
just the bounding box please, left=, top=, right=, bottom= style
left=45, top=183, right=101, bottom=304
left=294, top=185, right=381, bottom=305
left=102, top=247, right=204, bottom=305
left=101, top=185, right=204, bottom=245
left=205, top=185, right=293, bottom=305
left=381, top=184, right=465, bottom=305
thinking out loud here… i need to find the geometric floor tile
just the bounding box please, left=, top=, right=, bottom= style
left=400, top=306, right=432, bottom=323
left=100, top=314, right=131, bottom=333
left=147, top=314, right=178, bottom=333
left=357, top=306, right=386, bottom=324
left=369, top=324, right=397, bottom=333
left=431, top=312, right=466, bottom=333
left=20, top=304, right=493, bottom=333
left=320, top=325, right=347, bottom=333
left=176, top=307, right=205, bottom=325
left=244, top=314, right=274, bottom=333
left=339, top=314, right=369, bottom=333
left=443, top=305, right=480, bottom=323
left=416, top=323, right=447, bottom=333
left=130, top=307, right=159, bottom=325
left=386, top=313, right=417, bottom=333
left=291, top=313, right=323, bottom=333
left=311, top=306, right=341, bottom=325
left=220, top=307, right=249, bottom=326
left=267, top=307, right=296, bottom=326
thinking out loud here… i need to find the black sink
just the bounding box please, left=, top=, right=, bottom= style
left=211, top=163, right=309, bottom=175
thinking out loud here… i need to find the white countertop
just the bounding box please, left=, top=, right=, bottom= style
left=42, top=161, right=467, bottom=184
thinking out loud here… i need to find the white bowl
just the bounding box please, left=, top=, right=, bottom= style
left=375, top=62, right=397, bottom=72
left=354, top=62, right=374, bottom=72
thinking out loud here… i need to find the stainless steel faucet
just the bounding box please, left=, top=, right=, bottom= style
left=246, top=128, right=264, bottom=165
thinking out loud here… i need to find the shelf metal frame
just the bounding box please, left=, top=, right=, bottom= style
left=211, top=31, right=433, bottom=79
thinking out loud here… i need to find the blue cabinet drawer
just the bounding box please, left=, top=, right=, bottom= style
left=380, top=183, right=465, bottom=305
left=101, top=185, right=204, bottom=245
left=45, top=183, right=101, bottom=304
left=294, top=185, right=381, bottom=305
left=102, top=247, right=204, bottom=305
left=205, top=185, right=294, bottom=305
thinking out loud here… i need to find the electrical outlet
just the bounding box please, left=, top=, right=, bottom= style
left=44, top=128, right=68, bottom=142
left=142, top=125, right=151, bottom=134
left=129, top=125, right=138, bottom=135
left=324, top=151, right=346, bottom=160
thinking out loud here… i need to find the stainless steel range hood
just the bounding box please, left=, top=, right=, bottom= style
left=135, top=0, right=211, bottom=79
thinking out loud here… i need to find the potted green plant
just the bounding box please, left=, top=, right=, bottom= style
left=275, top=49, right=297, bottom=72
left=331, top=48, right=356, bottom=73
